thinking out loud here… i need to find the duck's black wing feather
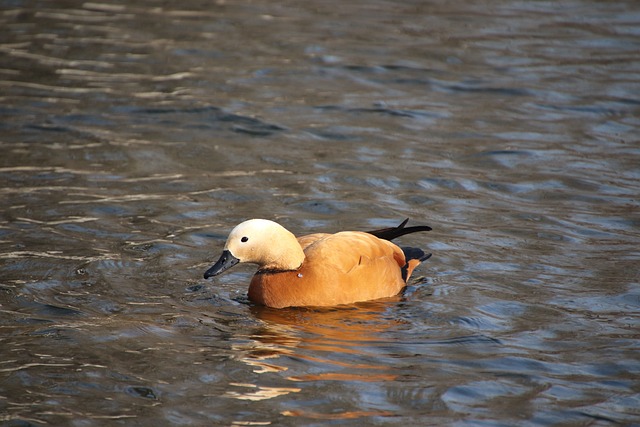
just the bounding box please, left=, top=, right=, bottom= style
left=366, top=218, right=432, bottom=241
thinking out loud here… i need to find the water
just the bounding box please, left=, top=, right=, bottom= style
left=1, top=0, right=639, bottom=425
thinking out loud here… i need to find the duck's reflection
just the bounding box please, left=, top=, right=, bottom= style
left=226, top=298, right=404, bottom=411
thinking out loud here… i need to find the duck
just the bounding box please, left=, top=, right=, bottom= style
left=203, top=218, right=432, bottom=308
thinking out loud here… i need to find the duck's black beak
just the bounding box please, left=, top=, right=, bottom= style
left=204, top=250, right=240, bottom=279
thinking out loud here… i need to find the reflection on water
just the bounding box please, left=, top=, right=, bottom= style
left=1, top=0, right=640, bottom=425
left=232, top=303, right=410, bottom=419
left=251, top=303, right=403, bottom=379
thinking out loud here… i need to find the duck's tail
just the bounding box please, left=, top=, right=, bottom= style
left=366, top=218, right=432, bottom=241
left=400, top=248, right=432, bottom=282
left=366, top=219, right=432, bottom=282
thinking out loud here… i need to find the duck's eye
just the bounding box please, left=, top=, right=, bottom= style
left=241, top=236, right=249, bottom=243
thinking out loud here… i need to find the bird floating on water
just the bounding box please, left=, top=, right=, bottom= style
left=203, top=218, right=432, bottom=308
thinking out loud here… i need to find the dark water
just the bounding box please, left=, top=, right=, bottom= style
left=1, top=1, right=639, bottom=425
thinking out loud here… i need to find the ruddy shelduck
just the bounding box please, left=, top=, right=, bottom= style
left=203, top=219, right=432, bottom=308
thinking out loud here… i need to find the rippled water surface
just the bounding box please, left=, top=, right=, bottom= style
left=1, top=1, right=639, bottom=425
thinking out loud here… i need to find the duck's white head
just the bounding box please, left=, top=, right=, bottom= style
left=204, top=219, right=304, bottom=279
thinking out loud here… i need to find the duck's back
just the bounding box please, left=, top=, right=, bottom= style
left=248, top=231, right=407, bottom=308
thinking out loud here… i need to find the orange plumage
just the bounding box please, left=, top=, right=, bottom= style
left=204, top=219, right=431, bottom=308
